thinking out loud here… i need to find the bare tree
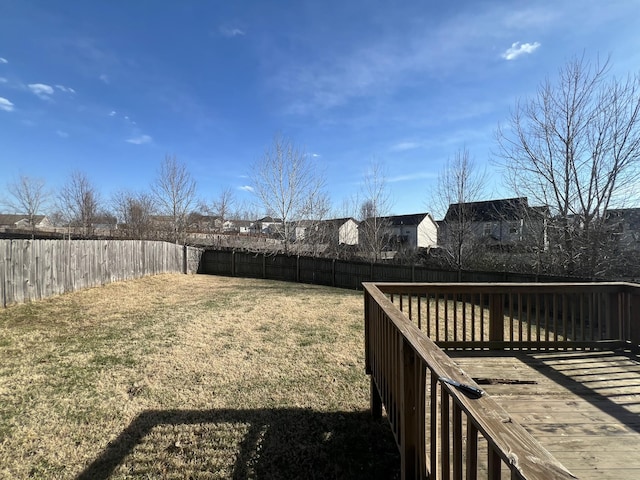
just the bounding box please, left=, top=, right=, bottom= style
left=111, top=190, right=156, bottom=239
left=201, top=186, right=235, bottom=229
left=3, top=175, right=49, bottom=235
left=358, top=161, right=393, bottom=261
left=57, top=171, right=100, bottom=237
left=152, top=155, right=197, bottom=243
left=496, top=56, right=640, bottom=276
left=431, top=147, right=487, bottom=275
left=291, top=190, right=333, bottom=257
left=249, top=134, right=327, bottom=254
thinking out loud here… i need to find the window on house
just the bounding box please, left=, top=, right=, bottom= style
left=509, top=225, right=520, bottom=234
left=483, top=223, right=492, bottom=236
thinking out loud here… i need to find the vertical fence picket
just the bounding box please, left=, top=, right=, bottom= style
left=0, top=240, right=200, bottom=307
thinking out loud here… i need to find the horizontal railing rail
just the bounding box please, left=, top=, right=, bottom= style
left=362, top=281, right=640, bottom=479
left=375, top=282, right=640, bottom=351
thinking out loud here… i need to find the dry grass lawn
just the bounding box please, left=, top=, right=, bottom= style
left=0, top=274, right=399, bottom=479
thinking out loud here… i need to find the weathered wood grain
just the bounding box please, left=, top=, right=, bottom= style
left=0, top=239, right=202, bottom=307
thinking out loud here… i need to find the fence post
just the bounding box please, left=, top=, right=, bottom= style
left=182, top=244, right=187, bottom=274
left=489, top=293, right=504, bottom=347
left=231, top=250, right=236, bottom=277
left=262, top=252, right=267, bottom=279
left=332, top=258, right=336, bottom=287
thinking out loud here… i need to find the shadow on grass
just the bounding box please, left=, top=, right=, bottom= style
left=76, top=408, right=399, bottom=480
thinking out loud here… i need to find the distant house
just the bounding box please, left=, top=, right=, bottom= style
left=223, top=219, right=252, bottom=234
left=359, top=213, right=438, bottom=251
left=441, top=197, right=548, bottom=250
left=604, top=208, right=640, bottom=251
left=293, top=217, right=359, bottom=245
left=0, top=214, right=52, bottom=230
left=251, top=216, right=283, bottom=235
left=187, top=213, right=222, bottom=232
left=386, top=213, right=438, bottom=249
left=92, top=215, right=118, bottom=231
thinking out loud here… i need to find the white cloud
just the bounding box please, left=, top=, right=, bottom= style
left=28, top=83, right=55, bottom=99
left=390, top=141, right=421, bottom=152
left=310, top=153, right=321, bottom=158
left=0, top=77, right=7, bottom=83
left=109, top=110, right=116, bottom=116
left=501, top=41, right=541, bottom=60
left=239, top=185, right=254, bottom=192
left=126, top=134, right=152, bottom=145
left=56, top=130, right=69, bottom=138
left=220, top=26, right=245, bottom=37
left=388, top=171, right=437, bottom=183
left=55, top=84, right=76, bottom=94
left=0, top=57, right=7, bottom=64
left=0, top=96, right=14, bottom=112
left=99, top=73, right=109, bottom=84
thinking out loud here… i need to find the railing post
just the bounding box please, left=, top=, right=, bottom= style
left=489, top=293, right=504, bottom=347
left=364, top=287, right=382, bottom=418
left=630, top=286, right=640, bottom=349
left=371, top=376, right=382, bottom=419
left=609, top=291, right=621, bottom=341
left=401, top=337, right=418, bottom=480
left=364, top=288, right=372, bottom=374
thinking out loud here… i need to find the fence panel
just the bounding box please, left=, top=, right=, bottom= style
left=234, top=251, right=264, bottom=278
left=335, top=260, right=372, bottom=289
left=298, top=256, right=334, bottom=286
left=1, top=240, right=200, bottom=307
left=197, top=248, right=597, bottom=291
left=265, top=254, right=297, bottom=281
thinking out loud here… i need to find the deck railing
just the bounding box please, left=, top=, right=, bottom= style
left=364, top=282, right=640, bottom=480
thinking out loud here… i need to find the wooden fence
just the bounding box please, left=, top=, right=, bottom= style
left=363, top=282, right=640, bottom=479
left=0, top=239, right=202, bottom=307
left=198, top=249, right=585, bottom=290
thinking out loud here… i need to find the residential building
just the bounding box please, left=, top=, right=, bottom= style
left=440, top=197, right=548, bottom=250
left=187, top=213, right=222, bottom=232
left=223, top=219, right=252, bottom=234
left=293, top=217, right=360, bottom=245
left=0, top=214, right=52, bottom=230
left=359, top=213, right=438, bottom=252
left=604, top=208, right=640, bottom=251
left=250, top=216, right=283, bottom=235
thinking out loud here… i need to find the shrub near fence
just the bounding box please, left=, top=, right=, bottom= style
left=198, top=249, right=587, bottom=290
left=0, top=239, right=202, bottom=307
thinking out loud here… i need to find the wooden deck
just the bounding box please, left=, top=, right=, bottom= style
left=450, top=350, right=640, bottom=480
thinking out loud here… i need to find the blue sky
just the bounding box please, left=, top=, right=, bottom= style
left=1, top=1, right=639, bottom=218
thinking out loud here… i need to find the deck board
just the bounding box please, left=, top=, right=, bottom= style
left=448, top=350, right=640, bottom=480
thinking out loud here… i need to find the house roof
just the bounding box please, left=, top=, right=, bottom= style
left=444, top=198, right=537, bottom=222
left=0, top=214, right=47, bottom=226
left=363, top=213, right=431, bottom=227
left=386, top=213, right=431, bottom=226
left=256, top=216, right=283, bottom=223
left=294, top=218, right=359, bottom=228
